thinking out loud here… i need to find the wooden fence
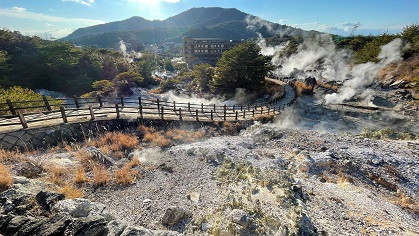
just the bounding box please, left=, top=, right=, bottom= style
left=0, top=94, right=286, bottom=130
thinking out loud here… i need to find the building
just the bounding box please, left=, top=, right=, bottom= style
left=183, top=37, right=241, bottom=67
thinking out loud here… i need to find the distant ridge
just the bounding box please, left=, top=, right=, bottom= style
left=62, top=7, right=311, bottom=49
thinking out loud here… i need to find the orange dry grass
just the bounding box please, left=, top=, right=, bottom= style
left=317, top=81, right=339, bottom=91
left=392, top=191, right=419, bottom=214
left=75, top=150, right=95, bottom=169
left=165, top=129, right=205, bottom=142
left=93, top=132, right=139, bottom=152
left=294, top=81, right=314, bottom=96
left=377, top=56, right=419, bottom=83
left=46, top=165, right=72, bottom=186
left=58, top=184, right=84, bottom=199
left=74, top=166, right=88, bottom=184
left=0, top=149, right=23, bottom=163
left=115, top=167, right=139, bottom=185
left=139, top=125, right=207, bottom=147
left=92, top=165, right=110, bottom=186
left=0, top=163, right=13, bottom=191
left=143, top=132, right=172, bottom=147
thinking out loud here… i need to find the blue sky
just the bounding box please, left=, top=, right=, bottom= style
left=0, top=0, right=417, bottom=39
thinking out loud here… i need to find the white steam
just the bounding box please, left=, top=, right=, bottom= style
left=119, top=40, right=142, bottom=63
left=324, top=38, right=403, bottom=104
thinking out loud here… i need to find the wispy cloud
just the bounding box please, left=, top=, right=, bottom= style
left=62, top=0, right=95, bottom=7
left=0, top=7, right=105, bottom=38
left=0, top=7, right=104, bottom=25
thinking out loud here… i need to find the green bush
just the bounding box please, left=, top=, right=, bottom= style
left=0, top=86, right=61, bottom=114
left=354, top=34, right=398, bottom=64
left=362, top=127, right=417, bottom=140
left=211, top=41, right=273, bottom=95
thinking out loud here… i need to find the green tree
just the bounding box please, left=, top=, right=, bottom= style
left=210, top=41, right=273, bottom=94
left=164, top=59, right=175, bottom=72
left=113, top=71, right=144, bottom=95
left=401, top=24, right=419, bottom=56
left=190, top=63, right=214, bottom=92
left=354, top=34, right=398, bottom=64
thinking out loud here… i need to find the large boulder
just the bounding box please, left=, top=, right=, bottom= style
left=73, top=215, right=109, bottom=236
left=35, top=191, right=65, bottom=211
left=228, top=209, right=250, bottom=227
left=161, top=206, right=191, bottom=226
left=53, top=198, right=113, bottom=220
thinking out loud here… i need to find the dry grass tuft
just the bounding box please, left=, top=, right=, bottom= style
left=139, top=125, right=208, bottom=147
left=75, top=150, right=95, bottom=170
left=90, top=132, right=139, bottom=153
left=58, top=184, right=84, bottom=199
left=92, top=165, right=110, bottom=186
left=0, top=163, right=13, bottom=191
left=114, top=156, right=140, bottom=185
left=392, top=191, right=419, bottom=214
left=74, top=166, right=88, bottom=184
left=294, top=81, right=314, bottom=96
left=46, top=165, right=72, bottom=186
left=0, top=149, right=23, bottom=163
left=143, top=132, right=172, bottom=147
left=255, top=114, right=275, bottom=123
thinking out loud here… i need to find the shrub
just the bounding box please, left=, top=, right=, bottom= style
left=92, top=165, right=110, bottom=186
left=143, top=132, right=172, bottom=147
left=93, top=132, right=139, bottom=153
left=0, top=163, right=12, bottom=191
left=294, top=81, right=314, bottom=96
left=58, top=184, right=84, bottom=199
left=115, top=166, right=139, bottom=185
left=0, top=86, right=61, bottom=115
left=47, top=165, right=71, bottom=186
left=0, top=149, right=23, bottom=163
left=74, top=166, right=87, bottom=184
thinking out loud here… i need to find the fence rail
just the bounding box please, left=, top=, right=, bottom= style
left=0, top=93, right=288, bottom=131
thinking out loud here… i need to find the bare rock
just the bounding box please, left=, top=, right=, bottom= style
left=35, top=191, right=65, bottom=211
left=53, top=198, right=113, bottom=220
left=228, top=209, right=250, bottom=227
left=161, top=206, right=191, bottom=226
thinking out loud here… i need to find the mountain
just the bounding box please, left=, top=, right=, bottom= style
left=62, top=7, right=310, bottom=49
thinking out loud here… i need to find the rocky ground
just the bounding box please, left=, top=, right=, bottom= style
left=1, top=120, right=418, bottom=236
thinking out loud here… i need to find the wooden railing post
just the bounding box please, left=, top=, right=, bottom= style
left=179, top=108, right=182, bottom=120
left=139, top=105, right=143, bottom=119
left=6, top=99, right=16, bottom=116
left=161, top=106, right=164, bottom=120
left=17, top=111, right=28, bottom=129
left=252, top=110, right=255, bottom=117
left=211, top=110, right=213, bottom=121
left=201, top=103, right=204, bottom=113
left=138, top=97, right=142, bottom=107
left=173, top=101, right=176, bottom=111
left=254, top=103, right=257, bottom=111
left=224, top=105, right=226, bottom=121
left=233, top=105, right=235, bottom=112
left=73, top=96, right=80, bottom=108
left=97, top=96, right=103, bottom=107
left=60, top=106, right=68, bottom=123
left=240, top=104, right=243, bottom=111
left=157, top=99, right=160, bottom=112
left=188, top=102, right=190, bottom=112
left=120, top=97, right=124, bottom=107
left=42, top=96, right=51, bottom=111
left=195, top=109, right=199, bottom=121
left=116, top=104, right=120, bottom=119
left=213, top=104, right=216, bottom=112
left=243, top=110, right=246, bottom=119
left=261, top=108, right=263, bottom=115
left=235, top=111, right=238, bottom=120
left=89, top=105, right=95, bottom=120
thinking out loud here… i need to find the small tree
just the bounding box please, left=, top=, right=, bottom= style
left=210, top=41, right=273, bottom=95
left=401, top=24, right=419, bottom=56
left=191, top=63, right=214, bottom=92
left=113, top=71, right=144, bottom=96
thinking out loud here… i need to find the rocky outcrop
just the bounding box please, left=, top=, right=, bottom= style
left=0, top=177, right=181, bottom=236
